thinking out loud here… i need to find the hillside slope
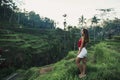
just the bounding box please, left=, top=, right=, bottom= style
left=0, top=28, right=68, bottom=79
left=15, top=41, right=120, bottom=80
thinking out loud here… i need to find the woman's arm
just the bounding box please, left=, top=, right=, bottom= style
left=77, top=36, right=84, bottom=54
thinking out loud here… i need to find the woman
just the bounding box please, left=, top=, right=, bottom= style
left=76, top=28, right=89, bottom=78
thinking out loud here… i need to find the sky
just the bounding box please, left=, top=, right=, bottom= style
left=18, top=0, right=120, bottom=29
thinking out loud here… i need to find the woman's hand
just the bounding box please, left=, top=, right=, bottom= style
left=77, top=48, right=81, bottom=55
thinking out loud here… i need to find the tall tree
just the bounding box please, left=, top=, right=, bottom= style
left=78, top=15, right=86, bottom=29
left=96, top=8, right=115, bottom=40
left=91, top=16, right=100, bottom=42
left=63, top=14, right=67, bottom=30
left=0, top=0, right=17, bottom=22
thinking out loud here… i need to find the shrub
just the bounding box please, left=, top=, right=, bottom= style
left=112, top=36, right=120, bottom=40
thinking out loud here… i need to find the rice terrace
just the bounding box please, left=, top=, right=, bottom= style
left=0, top=0, right=120, bottom=80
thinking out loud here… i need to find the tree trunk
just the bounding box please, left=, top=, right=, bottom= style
left=94, top=27, right=95, bottom=42
left=74, top=41, right=76, bottom=51
left=9, top=12, right=13, bottom=23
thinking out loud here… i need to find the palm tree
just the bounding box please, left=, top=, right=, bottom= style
left=91, top=16, right=100, bottom=42
left=63, top=14, right=67, bottom=30
left=78, top=15, right=86, bottom=29
left=62, top=14, right=67, bottom=52
left=96, top=8, right=114, bottom=40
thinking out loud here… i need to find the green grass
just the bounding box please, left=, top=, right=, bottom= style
left=0, top=39, right=24, bottom=42
left=0, top=28, right=119, bottom=80
left=20, top=44, right=31, bottom=48
left=31, top=42, right=49, bottom=49
left=2, top=34, right=20, bottom=37
left=15, top=41, right=120, bottom=80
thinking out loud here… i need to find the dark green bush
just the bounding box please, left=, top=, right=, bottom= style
left=113, top=36, right=120, bottom=40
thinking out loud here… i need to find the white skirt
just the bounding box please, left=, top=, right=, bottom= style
left=77, top=47, right=87, bottom=58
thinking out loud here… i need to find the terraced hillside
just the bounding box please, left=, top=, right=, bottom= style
left=0, top=28, right=69, bottom=79
left=13, top=40, right=120, bottom=80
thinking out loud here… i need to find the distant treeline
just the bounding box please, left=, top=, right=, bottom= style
left=0, top=0, right=55, bottom=29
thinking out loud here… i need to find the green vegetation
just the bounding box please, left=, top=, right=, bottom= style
left=0, top=18, right=120, bottom=79
left=0, top=0, right=55, bottom=29
left=0, top=1, right=120, bottom=80
left=0, top=28, right=80, bottom=79
left=0, top=28, right=67, bottom=67
left=14, top=41, right=120, bottom=80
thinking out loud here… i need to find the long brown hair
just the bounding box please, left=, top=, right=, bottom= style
left=82, top=28, right=89, bottom=43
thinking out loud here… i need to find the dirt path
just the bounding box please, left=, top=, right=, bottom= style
left=39, top=66, right=53, bottom=74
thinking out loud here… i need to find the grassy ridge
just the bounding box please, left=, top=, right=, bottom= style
left=15, top=41, right=120, bottom=80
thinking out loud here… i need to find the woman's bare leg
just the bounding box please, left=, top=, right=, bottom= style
left=82, top=57, right=87, bottom=74
left=76, top=57, right=82, bottom=74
